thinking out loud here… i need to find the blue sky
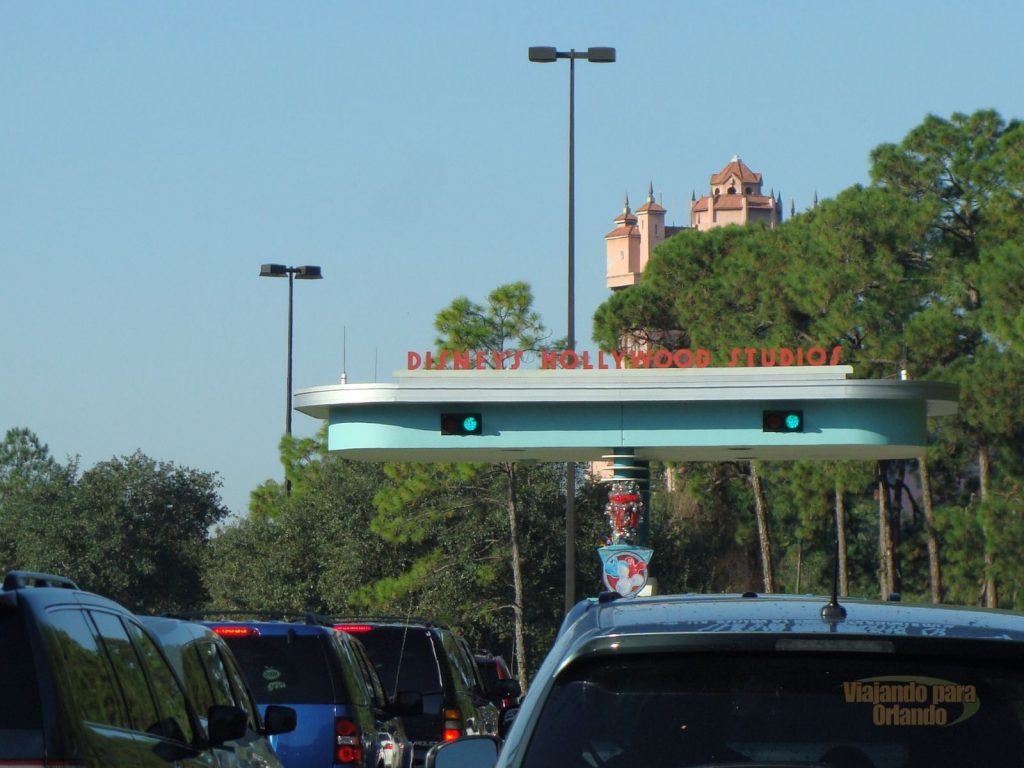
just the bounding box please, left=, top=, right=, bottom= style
left=3, top=1, right=1022, bottom=519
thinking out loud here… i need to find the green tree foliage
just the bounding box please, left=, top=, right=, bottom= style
left=205, top=433, right=396, bottom=613
left=1, top=430, right=228, bottom=613
left=593, top=109, right=1024, bottom=607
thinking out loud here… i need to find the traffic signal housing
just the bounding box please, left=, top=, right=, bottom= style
left=440, top=412, right=483, bottom=436
left=763, top=409, right=804, bottom=433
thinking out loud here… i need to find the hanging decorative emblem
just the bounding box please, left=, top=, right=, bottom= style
left=604, top=480, right=644, bottom=545
left=598, top=480, right=652, bottom=597
left=599, top=545, right=653, bottom=598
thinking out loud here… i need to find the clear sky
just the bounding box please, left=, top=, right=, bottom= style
left=3, top=1, right=1023, bottom=519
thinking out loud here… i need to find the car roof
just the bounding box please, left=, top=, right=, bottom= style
left=198, top=618, right=335, bottom=636
left=565, top=592, right=1024, bottom=643
left=139, top=615, right=219, bottom=646
left=1, top=571, right=132, bottom=614
left=334, top=616, right=450, bottom=631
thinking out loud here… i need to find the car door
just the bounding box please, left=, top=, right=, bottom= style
left=41, top=607, right=147, bottom=765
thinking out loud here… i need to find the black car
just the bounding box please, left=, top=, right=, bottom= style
left=431, top=591, right=1024, bottom=768
left=0, top=570, right=248, bottom=767
left=336, top=618, right=499, bottom=765
left=473, top=651, right=520, bottom=710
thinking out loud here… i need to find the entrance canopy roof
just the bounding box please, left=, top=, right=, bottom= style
left=294, top=366, right=958, bottom=463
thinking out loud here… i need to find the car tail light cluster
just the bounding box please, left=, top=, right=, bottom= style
left=211, top=626, right=260, bottom=638
left=334, top=624, right=372, bottom=633
left=442, top=707, right=464, bottom=742
left=335, top=718, right=363, bottom=765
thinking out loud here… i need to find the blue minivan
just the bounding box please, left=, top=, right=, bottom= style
left=199, top=614, right=419, bottom=768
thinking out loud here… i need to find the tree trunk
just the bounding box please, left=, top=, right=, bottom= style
left=503, top=464, right=529, bottom=695
left=877, top=460, right=895, bottom=599
left=918, top=457, right=942, bottom=604
left=979, top=446, right=996, bottom=609
left=835, top=478, right=849, bottom=597
left=749, top=463, right=775, bottom=593
left=794, top=539, right=803, bottom=594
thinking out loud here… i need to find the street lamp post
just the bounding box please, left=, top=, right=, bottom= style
left=529, top=45, right=615, bottom=613
left=260, top=263, right=323, bottom=492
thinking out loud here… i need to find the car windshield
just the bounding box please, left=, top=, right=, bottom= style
left=521, top=651, right=1024, bottom=768
left=221, top=633, right=340, bottom=705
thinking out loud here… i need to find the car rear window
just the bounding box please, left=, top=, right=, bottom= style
left=354, top=627, right=443, bottom=697
left=476, top=659, right=500, bottom=694
left=222, top=633, right=342, bottom=705
left=523, top=651, right=1024, bottom=768
left=0, top=607, right=44, bottom=757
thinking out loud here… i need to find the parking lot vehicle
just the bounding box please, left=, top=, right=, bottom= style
left=473, top=651, right=520, bottom=710
left=335, top=617, right=499, bottom=765
left=141, top=615, right=296, bottom=768
left=430, top=591, right=1024, bottom=768
left=0, top=570, right=248, bottom=767
left=198, top=612, right=418, bottom=768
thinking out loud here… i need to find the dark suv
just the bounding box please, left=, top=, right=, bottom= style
left=140, top=616, right=296, bottom=768
left=335, top=618, right=499, bottom=765
left=431, top=591, right=1024, bottom=768
left=0, top=570, right=248, bottom=767
left=196, top=613, right=419, bottom=768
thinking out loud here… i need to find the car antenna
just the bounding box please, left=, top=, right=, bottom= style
left=821, top=534, right=847, bottom=624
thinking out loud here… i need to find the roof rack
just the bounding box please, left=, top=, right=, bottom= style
left=332, top=615, right=448, bottom=629
left=3, top=571, right=80, bottom=591
left=169, top=609, right=335, bottom=626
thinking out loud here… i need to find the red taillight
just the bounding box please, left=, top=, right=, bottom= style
left=442, top=707, right=463, bottom=741
left=211, top=626, right=260, bottom=638
left=335, top=718, right=363, bottom=765
left=334, top=624, right=373, bottom=633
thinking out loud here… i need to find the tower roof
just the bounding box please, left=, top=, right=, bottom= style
left=710, top=155, right=762, bottom=186
left=636, top=181, right=665, bottom=214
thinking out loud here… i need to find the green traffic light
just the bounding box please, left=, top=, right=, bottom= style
left=462, top=415, right=479, bottom=432
left=785, top=413, right=801, bottom=430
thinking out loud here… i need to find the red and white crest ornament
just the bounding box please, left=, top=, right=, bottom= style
left=599, top=545, right=653, bottom=598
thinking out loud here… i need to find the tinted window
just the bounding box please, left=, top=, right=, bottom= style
left=350, top=638, right=389, bottom=708
left=124, top=620, right=196, bottom=744
left=355, top=627, right=443, bottom=697
left=332, top=633, right=372, bottom=708
left=197, top=640, right=236, bottom=708
left=523, top=652, right=1024, bottom=768
left=90, top=611, right=162, bottom=734
left=223, top=633, right=341, bottom=705
left=219, top=644, right=260, bottom=729
left=182, top=644, right=218, bottom=714
left=0, top=607, right=44, bottom=756
left=44, top=608, right=131, bottom=730
left=475, top=660, right=499, bottom=696
left=441, top=633, right=478, bottom=693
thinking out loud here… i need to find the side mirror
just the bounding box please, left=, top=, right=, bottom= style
left=426, top=736, right=499, bottom=768
left=392, top=690, right=424, bottom=716
left=498, top=707, right=519, bottom=741
left=206, top=705, right=248, bottom=746
left=263, top=704, right=297, bottom=736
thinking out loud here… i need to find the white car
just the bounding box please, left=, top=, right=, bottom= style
left=378, top=731, right=398, bottom=768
